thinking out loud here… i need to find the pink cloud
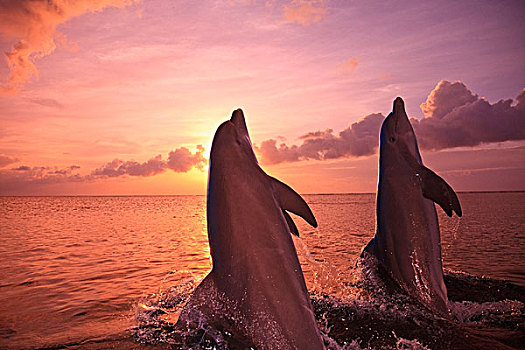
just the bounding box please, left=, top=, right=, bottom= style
left=0, top=0, right=136, bottom=94
left=336, top=57, right=359, bottom=77
left=0, top=145, right=206, bottom=194
left=167, top=145, right=206, bottom=172
left=91, top=146, right=206, bottom=178
left=0, top=155, right=19, bottom=168
left=283, top=0, right=327, bottom=25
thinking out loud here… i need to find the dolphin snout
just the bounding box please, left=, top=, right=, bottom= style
left=393, top=97, right=405, bottom=113
left=230, top=108, right=245, bottom=125
left=230, top=108, right=250, bottom=140
left=392, top=97, right=411, bottom=135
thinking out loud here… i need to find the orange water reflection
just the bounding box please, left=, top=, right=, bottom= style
left=1, top=193, right=523, bottom=349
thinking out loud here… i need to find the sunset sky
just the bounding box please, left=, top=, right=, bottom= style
left=0, top=0, right=524, bottom=195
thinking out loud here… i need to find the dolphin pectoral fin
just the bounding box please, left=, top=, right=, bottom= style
left=282, top=210, right=300, bottom=236
left=419, top=166, right=462, bottom=217
left=270, top=177, right=318, bottom=228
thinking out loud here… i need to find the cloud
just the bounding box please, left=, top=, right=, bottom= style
left=420, top=80, right=478, bottom=119
left=256, top=80, right=525, bottom=165
left=0, top=165, right=83, bottom=190
left=257, top=113, right=384, bottom=164
left=0, top=155, right=19, bottom=168
left=91, top=145, right=206, bottom=178
left=0, top=0, right=136, bottom=94
left=378, top=72, right=393, bottom=82
left=91, top=155, right=166, bottom=178
left=283, top=0, right=327, bottom=25
left=167, top=145, right=206, bottom=172
left=336, top=57, right=359, bottom=77
left=28, top=98, right=64, bottom=109
left=1, top=80, right=523, bottom=192
left=0, top=145, right=206, bottom=194
left=412, top=81, right=525, bottom=150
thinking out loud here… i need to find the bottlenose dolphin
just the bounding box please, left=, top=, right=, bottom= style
left=177, top=109, right=325, bottom=349
left=362, top=97, right=462, bottom=315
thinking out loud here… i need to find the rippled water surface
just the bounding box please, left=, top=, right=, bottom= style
left=0, top=193, right=523, bottom=349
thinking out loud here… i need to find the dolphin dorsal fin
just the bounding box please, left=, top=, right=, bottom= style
left=270, top=177, right=318, bottom=228
left=419, top=166, right=462, bottom=217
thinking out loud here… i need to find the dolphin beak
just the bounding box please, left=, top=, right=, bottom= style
left=392, top=97, right=410, bottom=134
left=393, top=97, right=405, bottom=114
left=230, top=108, right=251, bottom=141
left=229, top=108, right=259, bottom=163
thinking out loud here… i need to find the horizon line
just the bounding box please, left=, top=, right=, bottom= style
left=1, top=190, right=524, bottom=197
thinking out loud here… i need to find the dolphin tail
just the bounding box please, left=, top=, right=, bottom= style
left=419, top=165, right=462, bottom=217
left=270, top=176, right=318, bottom=228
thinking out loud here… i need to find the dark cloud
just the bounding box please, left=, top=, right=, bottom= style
left=257, top=113, right=384, bottom=164
left=256, top=81, right=525, bottom=165
left=299, top=129, right=334, bottom=139
left=91, top=155, right=167, bottom=178
left=412, top=81, right=525, bottom=150
left=0, top=165, right=83, bottom=189
left=0, top=155, right=19, bottom=168
left=420, top=80, right=478, bottom=119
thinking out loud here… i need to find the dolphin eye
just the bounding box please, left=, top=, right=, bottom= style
left=389, top=137, right=396, bottom=142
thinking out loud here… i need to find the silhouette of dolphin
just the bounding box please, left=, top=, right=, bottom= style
left=362, top=97, right=462, bottom=315
left=177, top=109, right=325, bottom=349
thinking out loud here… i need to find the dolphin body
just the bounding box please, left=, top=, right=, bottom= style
left=362, top=97, right=462, bottom=315
left=177, top=109, right=325, bottom=349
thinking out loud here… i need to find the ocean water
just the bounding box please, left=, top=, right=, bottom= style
left=0, top=193, right=523, bottom=349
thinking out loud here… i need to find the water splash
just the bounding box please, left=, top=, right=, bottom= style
left=134, top=277, right=197, bottom=345
left=450, top=299, right=523, bottom=324
left=132, top=250, right=523, bottom=349
left=443, top=214, right=462, bottom=249
left=393, top=332, right=431, bottom=350
left=293, top=235, right=356, bottom=298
